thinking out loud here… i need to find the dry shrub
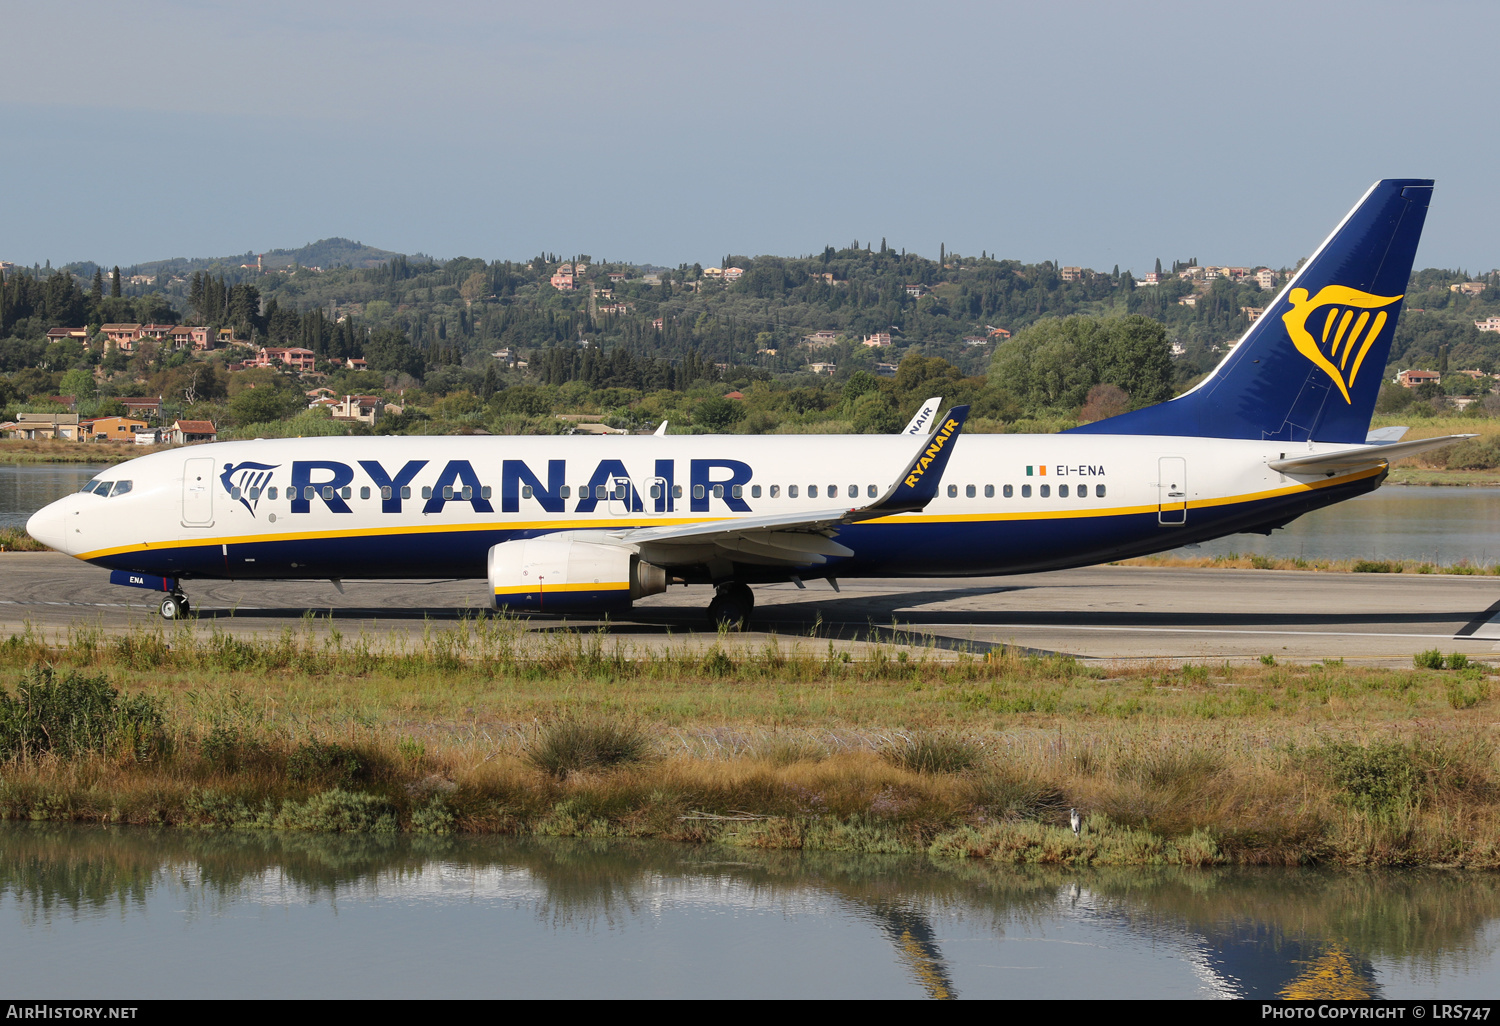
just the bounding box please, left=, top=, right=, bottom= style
left=526, top=716, right=650, bottom=778
left=882, top=732, right=979, bottom=774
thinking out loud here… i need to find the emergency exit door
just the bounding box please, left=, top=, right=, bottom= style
left=1158, top=457, right=1187, bottom=525
left=182, top=457, right=214, bottom=526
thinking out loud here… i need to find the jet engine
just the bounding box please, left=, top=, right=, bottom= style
left=487, top=538, right=667, bottom=613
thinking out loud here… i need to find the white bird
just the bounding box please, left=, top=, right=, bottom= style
left=1069, top=808, right=1082, bottom=836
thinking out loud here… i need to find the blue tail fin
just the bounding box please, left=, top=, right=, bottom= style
left=1070, top=179, right=1433, bottom=443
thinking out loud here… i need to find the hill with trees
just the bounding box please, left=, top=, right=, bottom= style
left=2, top=236, right=1499, bottom=443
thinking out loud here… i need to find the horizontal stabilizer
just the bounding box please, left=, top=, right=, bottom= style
left=1269, top=434, right=1474, bottom=473
left=1366, top=426, right=1409, bottom=443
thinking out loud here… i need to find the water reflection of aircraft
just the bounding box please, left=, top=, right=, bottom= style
left=850, top=900, right=958, bottom=1000
left=1066, top=880, right=1381, bottom=999
left=1, top=831, right=1485, bottom=999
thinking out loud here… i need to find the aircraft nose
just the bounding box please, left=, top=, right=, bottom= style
left=25, top=500, right=68, bottom=553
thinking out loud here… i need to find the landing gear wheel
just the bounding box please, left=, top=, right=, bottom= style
left=159, top=594, right=189, bottom=620
left=707, top=582, right=754, bottom=629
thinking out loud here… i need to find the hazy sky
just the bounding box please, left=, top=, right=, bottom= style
left=5, top=1, right=1498, bottom=273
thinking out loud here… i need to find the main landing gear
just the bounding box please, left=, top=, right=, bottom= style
left=708, top=582, right=754, bottom=629
left=159, top=592, right=191, bottom=620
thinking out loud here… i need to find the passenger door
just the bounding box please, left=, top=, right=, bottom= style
left=1157, top=457, right=1186, bottom=525
left=182, top=457, right=215, bottom=527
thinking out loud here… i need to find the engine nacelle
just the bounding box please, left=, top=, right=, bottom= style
left=488, top=538, right=667, bottom=613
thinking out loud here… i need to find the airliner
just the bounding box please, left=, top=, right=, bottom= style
left=27, top=179, right=1469, bottom=625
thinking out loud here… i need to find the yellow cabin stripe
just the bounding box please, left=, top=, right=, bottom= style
left=493, top=582, right=629, bottom=595
left=74, top=465, right=1382, bottom=562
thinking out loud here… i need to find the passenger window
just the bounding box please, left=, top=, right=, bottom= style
left=771, top=485, right=780, bottom=498
left=947, top=485, right=957, bottom=498
left=341, top=486, right=352, bottom=500
left=673, top=485, right=682, bottom=499
left=1059, top=484, right=1069, bottom=498
left=462, top=486, right=473, bottom=500
left=712, top=484, right=723, bottom=499
left=560, top=485, right=572, bottom=499
left=595, top=485, right=607, bottom=499
left=231, top=486, right=241, bottom=500
left=421, top=486, right=432, bottom=499
left=1021, top=484, right=1031, bottom=498
left=1097, top=484, right=1107, bottom=498
left=522, top=485, right=533, bottom=499
left=269, top=487, right=279, bottom=500
left=732, top=484, right=743, bottom=498
left=789, top=485, right=799, bottom=498
left=808, top=485, right=818, bottom=498
left=304, top=486, right=315, bottom=500
left=381, top=486, right=392, bottom=500
left=1040, top=484, right=1050, bottom=498
left=751, top=485, right=761, bottom=498
left=1078, top=484, right=1088, bottom=498
left=401, top=486, right=411, bottom=500
left=847, top=484, right=857, bottom=498
left=112, top=481, right=131, bottom=496
left=649, top=484, right=662, bottom=500
left=250, top=487, right=261, bottom=500
left=984, top=484, right=994, bottom=498
left=442, top=486, right=454, bottom=500
left=693, top=484, right=705, bottom=499
left=359, top=487, right=369, bottom=500
left=965, top=485, right=976, bottom=498
left=1003, top=484, right=1013, bottom=498
left=322, top=486, right=334, bottom=500
left=867, top=484, right=877, bottom=498
left=481, top=486, right=491, bottom=499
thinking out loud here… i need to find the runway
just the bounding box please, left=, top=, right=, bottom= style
left=4, top=552, right=1499, bottom=666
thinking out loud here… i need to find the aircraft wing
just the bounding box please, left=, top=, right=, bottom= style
left=1269, top=434, right=1474, bottom=473
left=617, top=405, right=970, bottom=567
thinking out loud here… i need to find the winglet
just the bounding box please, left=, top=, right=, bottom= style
left=902, top=397, right=942, bottom=435
left=858, top=405, right=970, bottom=516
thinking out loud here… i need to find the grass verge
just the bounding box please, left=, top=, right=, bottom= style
left=1, top=617, right=1499, bottom=866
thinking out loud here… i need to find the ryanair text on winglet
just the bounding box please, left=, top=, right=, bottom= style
left=904, top=417, right=961, bottom=488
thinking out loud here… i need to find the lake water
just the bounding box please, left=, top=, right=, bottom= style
left=5, top=465, right=1497, bottom=564
left=0, top=463, right=113, bottom=530
left=2, top=824, right=1498, bottom=1000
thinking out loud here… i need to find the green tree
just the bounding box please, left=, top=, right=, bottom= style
left=987, top=315, right=1172, bottom=416
left=58, top=368, right=96, bottom=402
left=110, top=267, right=121, bottom=298
left=229, top=384, right=301, bottom=425
left=693, top=396, right=743, bottom=431
left=851, top=390, right=900, bottom=433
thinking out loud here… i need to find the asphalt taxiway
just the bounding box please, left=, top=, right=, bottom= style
left=3, top=553, right=1499, bottom=666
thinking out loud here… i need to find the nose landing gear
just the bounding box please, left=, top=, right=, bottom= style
left=707, top=582, right=754, bottom=629
left=159, top=593, right=191, bottom=620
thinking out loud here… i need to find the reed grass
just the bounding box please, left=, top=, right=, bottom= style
left=1, top=616, right=1498, bottom=865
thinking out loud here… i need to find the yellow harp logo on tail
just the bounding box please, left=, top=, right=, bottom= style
left=1281, top=285, right=1403, bottom=403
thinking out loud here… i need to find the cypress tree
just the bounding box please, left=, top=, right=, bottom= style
left=110, top=266, right=121, bottom=297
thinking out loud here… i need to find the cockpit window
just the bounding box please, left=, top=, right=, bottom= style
left=80, top=480, right=104, bottom=494
left=108, top=480, right=132, bottom=497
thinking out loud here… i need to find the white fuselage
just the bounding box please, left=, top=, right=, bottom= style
left=28, top=432, right=1382, bottom=584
